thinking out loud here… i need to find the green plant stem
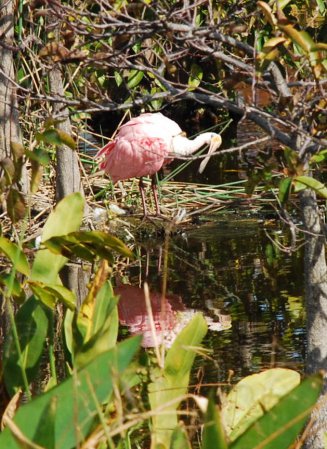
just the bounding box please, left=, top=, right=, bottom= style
left=48, top=310, right=57, bottom=384
left=18, top=0, right=23, bottom=43
left=6, top=299, right=32, bottom=400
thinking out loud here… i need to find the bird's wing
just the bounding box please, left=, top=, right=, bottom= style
left=98, top=137, right=171, bottom=182
left=96, top=141, right=115, bottom=158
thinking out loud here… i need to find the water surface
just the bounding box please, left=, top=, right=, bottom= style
left=119, top=215, right=306, bottom=385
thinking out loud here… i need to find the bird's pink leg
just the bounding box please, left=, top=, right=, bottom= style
left=151, top=176, right=161, bottom=216
left=139, top=177, right=148, bottom=217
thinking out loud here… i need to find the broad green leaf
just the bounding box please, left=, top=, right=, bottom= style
left=222, top=368, right=300, bottom=441
left=170, top=425, right=192, bottom=449
left=73, top=261, right=111, bottom=347
left=3, top=296, right=49, bottom=395
left=230, top=373, right=323, bottom=449
left=74, top=281, right=119, bottom=368
left=0, top=237, right=30, bottom=276
left=149, top=313, right=208, bottom=448
left=32, top=396, right=56, bottom=449
left=30, top=282, right=76, bottom=310
left=278, top=177, right=292, bottom=204
left=164, top=313, right=207, bottom=382
left=43, top=230, right=134, bottom=262
left=90, top=281, right=117, bottom=336
left=30, top=283, right=57, bottom=309
left=40, top=193, right=84, bottom=242
left=0, top=337, right=141, bottom=449
left=31, top=193, right=84, bottom=283
left=316, top=0, right=326, bottom=13
left=202, top=395, right=228, bottom=449
left=294, top=175, right=327, bottom=198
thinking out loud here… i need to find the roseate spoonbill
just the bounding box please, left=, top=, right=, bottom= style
left=97, top=112, right=222, bottom=216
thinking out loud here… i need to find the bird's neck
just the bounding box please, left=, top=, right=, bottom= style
left=172, top=133, right=212, bottom=156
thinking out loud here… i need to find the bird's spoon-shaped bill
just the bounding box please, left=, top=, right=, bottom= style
left=198, top=135, right=222, bottom=174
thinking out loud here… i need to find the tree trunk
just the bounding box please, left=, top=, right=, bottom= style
left=0, top=0, right=28, bottom=192
left=300, top=188, right=327, bottom=449
left=49, top=67, right=87, bottom=304
left=0, top=0, right=20, bottom=157
left=49, top=67, right=84, bottom=201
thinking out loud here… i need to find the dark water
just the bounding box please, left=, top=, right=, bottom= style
left=118, top=215, right=306, bottom=385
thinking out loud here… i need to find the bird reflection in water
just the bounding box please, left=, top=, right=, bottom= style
left=116, top=284, right=231, bottom=348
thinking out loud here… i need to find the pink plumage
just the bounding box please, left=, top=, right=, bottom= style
left=97, top=113, right=182, bottom=183
left=97, top=112, right=222, bottom=216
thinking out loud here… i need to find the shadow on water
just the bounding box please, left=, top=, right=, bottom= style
left=117, top=215, right=306, bottom=384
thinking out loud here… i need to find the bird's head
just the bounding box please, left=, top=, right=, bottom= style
left=198, top=133, right=222, bottom=173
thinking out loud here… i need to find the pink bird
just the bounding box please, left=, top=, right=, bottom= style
left=97, top=112, right=222, bottom=216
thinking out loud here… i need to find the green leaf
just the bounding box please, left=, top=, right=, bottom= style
left=149, top=313, right=208, bottom=448
left=188, top=63, right=203, bottom=89
left=36, top=129, right=76, bottom=150
left=32, top=396, right=57, bottom=449
left=230, top=373, right=323, bottom=449
left=280, top=25, right=315, bottom=52
left=25, top=148, right=50, bottom=165
left=3, top=296, right=49, bottom=395
left=31, top=193, right=84, bottom=283
left=170, top=425, right=192, bottom=449
left=43, top=230, right=134, bottom=263
left=30, top=282, right=76, bottom=310
left=0, top=237, right=30, bottom=276
left=310, top=149, right=327, bottom=164
left=164, top=313, right=207, bottom=381
left=294, top=175, right=327, bottom=198
left=0, top=337, right=141, bottom=449
left=36, top=129, right=62, bottom=146
left=74, top=281, right=119, bottom=368
left=114, top=70, right=123, bottom=87
left=278, top=177, right=292, bottom=204
left=202, top=395, right=228, bottom=449
left=223, top=368, right=301, bottom=441
left=127, top=69, right=144, bottom=88
left=0, top=274, right=25, bottom=302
